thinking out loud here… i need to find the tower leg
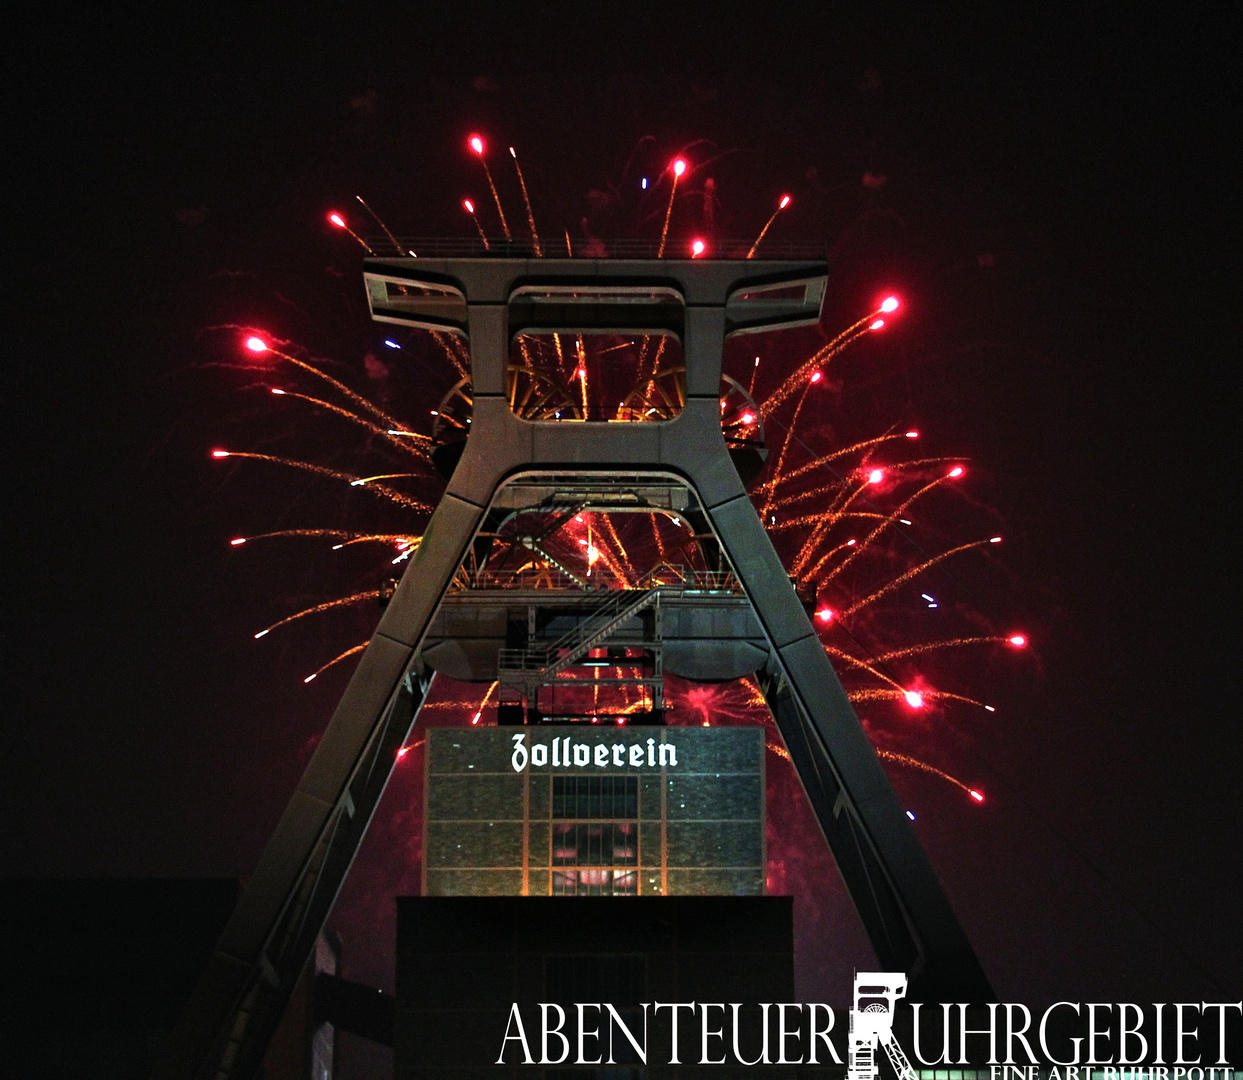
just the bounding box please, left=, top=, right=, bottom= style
left=704, top=493, right=993, bottom=1002
left=153, top=496, right=487, bottom=1080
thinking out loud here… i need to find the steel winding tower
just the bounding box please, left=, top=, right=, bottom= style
left=156, top=253, right=993, bottom=1080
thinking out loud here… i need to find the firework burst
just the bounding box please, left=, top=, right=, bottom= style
left=210, top=137, right=1029, bottom=825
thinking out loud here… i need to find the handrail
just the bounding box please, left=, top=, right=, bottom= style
left=499, top=586, right=664, bottom=678
left=366, top=236, right=829, bottom=260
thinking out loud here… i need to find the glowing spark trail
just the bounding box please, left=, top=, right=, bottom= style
left=254, top=590, right=385, bottom=640
left=243, top=336, right=414, bottom=438
left=351, top=473, right=425, bottom=486
left=462, top=199, right=490, bottom=250
left=657, top=158, right=686, bottom=258
left=824, top=475, right=956, bottom=581
left=761, top=380, right=815, bottom=524
left=353, top=194, right=405, bottom=255
left=267, top=387, right=432, bottom=459
left=327, top=211, right=374, bottom=254
left=746, top=194, right=791, bottom=258
left=509, top=146, right=542, bottom=256
left=303, top=643, right=368, bottom=683
left=875, top=749, right=983, bottom=801
left=867, top=637, right=1030, bottom=664
left=228, top=529, right=416, bottom=547
left=751, top=433, right=914, bottom=494
left=839, top=539, right=996, bottom=618
left=469, top=135, right=511, bottom=240
left=218, top=158, right=1022, bottom=847
left=822, top=645, right=906, bottom=690
left=760, top=316, right=874, bottom=416
left=210, top=451, right=431, bottom=512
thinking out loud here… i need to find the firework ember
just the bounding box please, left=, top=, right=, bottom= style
left=213, top=139, right=1030, bottom=888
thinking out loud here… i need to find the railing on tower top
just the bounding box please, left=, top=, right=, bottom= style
left=365, top=236, right=829, bottom=259
left=457, top=567, right=742, bottom=593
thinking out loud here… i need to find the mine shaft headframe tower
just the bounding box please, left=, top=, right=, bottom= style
left=154, top=257, right=993, bottom=1080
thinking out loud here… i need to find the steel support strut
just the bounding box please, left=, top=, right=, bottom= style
left=156, top=257, right=991, bottom=1080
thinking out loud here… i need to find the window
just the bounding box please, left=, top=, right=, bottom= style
left=553, top=776, right=639, bottom=820
left=551, top=777, right=640, bottom=895
left=552, top=869, right=639, bottom=897
left=553, top=823, right=638, bottom=866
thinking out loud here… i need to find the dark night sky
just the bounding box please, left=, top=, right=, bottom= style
left=3, top=3, right=1239, bottom=1059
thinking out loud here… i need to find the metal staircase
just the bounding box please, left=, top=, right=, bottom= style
left=497, top=585, right=664, bottom=693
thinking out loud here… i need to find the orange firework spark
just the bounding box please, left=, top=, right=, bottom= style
left=759, top=314, right=882, bottom=417
left=432, top=331, right=470, bottom=379
left=874, top=749, right=983, bottom=801
left=253, top=590, right=385, bottom=640
left=354, top=194, right=404, bottom=255
left=824, top=475, right=954, bottom=580
left=462, top=199, right=490, bottom=249
left=468, top=135, right=512, bottom=240
left=868, top=637, right=1026, bottom=664
left=839, top=539, right=995, bottom=618
left=211, top=451, right=431, bottom=512
left=303, top=643, right=368, bottom=684
left=213, top=150, right=1025, bottom=821
left=656, top=158, right=686, bottom=258
left=822, top=645, right=906, bottom=690
left=327, top=211, right=374, bottom=254
left=750, top=434, right=929, bottom=494
left=760, top=379, right=817, bottom=525
left=746, top=193, right=791, bottom=259
left=268, top=387, right=432, bottom=458
left=245, top=336, right=411, bottom=436
left=508, top=146, right=542, bottom=256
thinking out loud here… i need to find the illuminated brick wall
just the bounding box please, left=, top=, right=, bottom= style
left=422, top=727, right=765, bottom=897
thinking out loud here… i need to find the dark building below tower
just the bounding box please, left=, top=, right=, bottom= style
left=394, top=895, right=798, bottom=1080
